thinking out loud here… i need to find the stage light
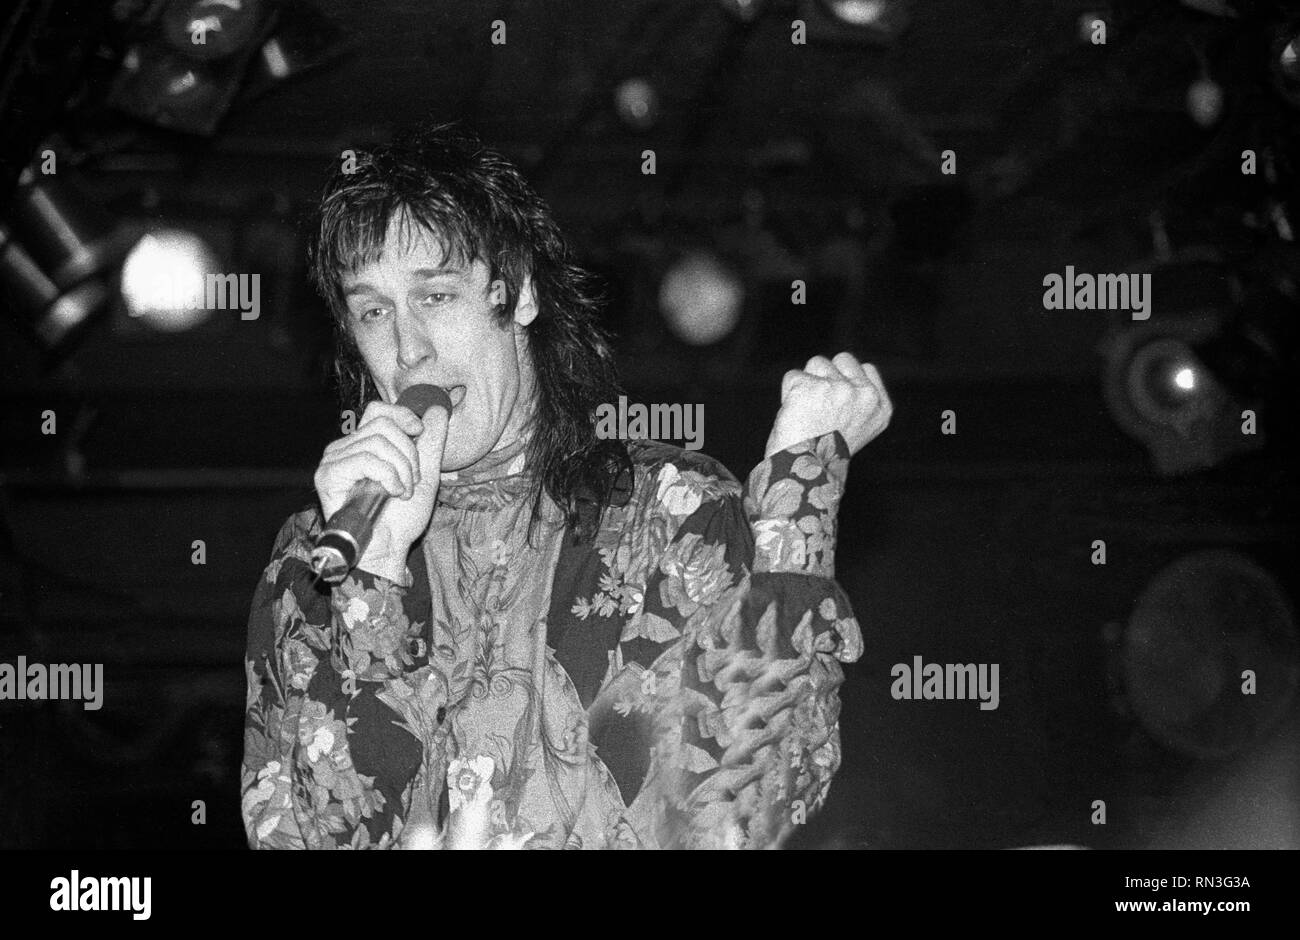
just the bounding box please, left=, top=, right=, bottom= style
left=798, top=0, right=909, bottom=44
left=614, top=79, right=659, bottom=132
left=1186, top=77, right=1225, bottom=127
left=160, top=0, right=269, bottom=61
left=0, top=222, right=112, bottom=351
left=815, top=0, right=908, bottom=38
left=1077, top=12, right=1107, bottom=44
left=1271, top=23, right=1300, bottom=108
left=823, top=0, right=888, bottom=27
left=116, top=49, right=231, bottom=134
left=7, top=174, right=141, bottom=291
left=658, top=251, right=744, bottom=346
left=719, top=0, right=763, bottom=22
left=119, top=229, right=220, bottom=332
left=1122, top=550, right=1298, bottom=759
left=0, top=172, right=140, bottom=355
left=1131, top=338, right=1210, bottom=421
left=1099, top=314, right=1263, bottom=474
left=109, top=0, right=276, bottom=135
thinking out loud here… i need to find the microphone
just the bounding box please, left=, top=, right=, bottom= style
left=310, top=383, right=453, bottom=585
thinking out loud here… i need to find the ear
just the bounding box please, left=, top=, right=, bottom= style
left=495, top=275, right=538, bottom=328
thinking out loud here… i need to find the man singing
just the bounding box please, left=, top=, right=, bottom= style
left=240, top=122, right=892, bottom=849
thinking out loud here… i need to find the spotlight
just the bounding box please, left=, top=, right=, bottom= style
left=1077, top=13, right=1107, bottom=44
left=1130, top=338, right=1214, bottom=427
left=658, top=251, right=744, bottom=346
left=1186, top=76, right=1225, bottom=128
left=0, top=222, right=112, bottom=351
left=0, top=173, right=140, bottom=355
left=109, top=0, right=276, bottom=135
left=823, top=0, right=889, bottom=27
left=800, top=0, right=910, bottom=43
left=719, top=0, right=764, bottom=22
left=7, top=174, right=140, bottom=291
left=119, top=228, right=220, bottom=332
left=614, top=79, right=659, bottom=132
left=1099, top=313, right=1263, bottom=474
left=160, top=0, right=269, bottom=61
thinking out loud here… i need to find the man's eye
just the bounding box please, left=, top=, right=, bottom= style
left=424, top=293, right=453, bottom=305
left=359, top=307, right=387, bottom=322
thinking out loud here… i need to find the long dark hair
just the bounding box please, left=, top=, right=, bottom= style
left=307, top=121, right=630, bottom=541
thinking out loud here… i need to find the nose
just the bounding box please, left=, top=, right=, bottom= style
left=394, top=304, right=435, bottom=372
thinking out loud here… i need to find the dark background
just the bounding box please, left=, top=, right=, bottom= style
left=1, top=0, right=1298, bottom=849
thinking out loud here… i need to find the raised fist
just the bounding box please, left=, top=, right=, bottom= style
left=764, top=352, right=892, bottom=459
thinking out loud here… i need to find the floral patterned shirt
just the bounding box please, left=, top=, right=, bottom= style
left=241, top=431, right=863, bottom=849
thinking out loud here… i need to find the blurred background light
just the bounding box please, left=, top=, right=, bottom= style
left=1271, top=20, right=1300, bottom=108
left=824, top=0, right=890, bottom=28
left=719, top=0, right=764, bottom=23
left=1077, top=12, right=1107, bottom=44
left=658, top=250, right=744, bottom=346
left=816, top=0, right=909, bottom=39
left=1186, top=76, right=1225, bottom=127
left=614, top=78, right=659, bottom=131
left=161, top=0, right=269, bottom=61
left=1099, top=313, right=1265, bottom=475
left=120, top=228, right=220, bottom=331
left=799, top=0, right=910, bottom=44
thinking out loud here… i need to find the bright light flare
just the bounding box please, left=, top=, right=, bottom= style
left=658, top=252, right=744, bottom=346
left=120, top=229, right=219, bottom=331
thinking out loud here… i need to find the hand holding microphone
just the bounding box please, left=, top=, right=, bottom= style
left=311, top=384, right=452, bottom=584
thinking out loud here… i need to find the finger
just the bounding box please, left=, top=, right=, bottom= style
left=355, top=415, right=423, bottom=463
left=860, top=363, right=892, bottom=412
left=360, top=401, right=425, bottom=437
left=831, top=351, right=870, bottom=386
left=336, top=432, right=417, bottom=494
left=324, top=412, right=423, bottom=460
left=784, top=368, right=833, bottom=405
left=803, top=356, right=837, bottom=379
left=327, top=450, right=407, bottom=499
left=412, top=406, right=451, bottom=483
left=780, top=368, right=813, bottom=401
left=370, top=424, right=422, bottom=490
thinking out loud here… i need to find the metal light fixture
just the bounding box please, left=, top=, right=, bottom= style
left=108, top=0, right=276, bottom=135
left=1098, top=312, right=1263, bottom=474
left=0, top=172, right=140, bottom=354
left=0, top=222, right=112, bottom=351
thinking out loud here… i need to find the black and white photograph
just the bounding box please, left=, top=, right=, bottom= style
left=1, top=0, right=1297, bottom=920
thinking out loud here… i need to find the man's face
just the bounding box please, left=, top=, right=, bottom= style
left=339, top=216, right=538, bottom=472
